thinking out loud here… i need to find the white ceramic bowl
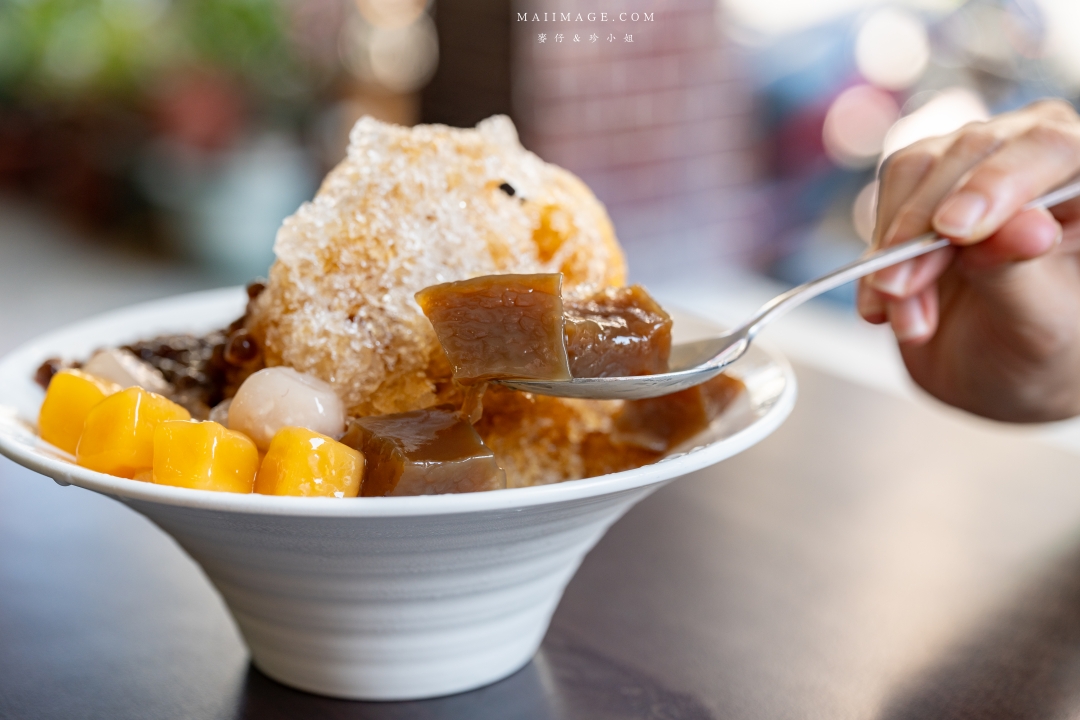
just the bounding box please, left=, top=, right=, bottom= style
left=0, top=288, right=795, bottom=701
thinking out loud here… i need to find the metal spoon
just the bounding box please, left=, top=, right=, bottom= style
left=498, top=179, right=1080, bottom=400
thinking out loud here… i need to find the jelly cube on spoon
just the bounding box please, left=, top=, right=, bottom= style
left=563, top=285, right=672, bottom=377
left=418, top=274, right=673, bottom=383
left=416, top=273, right=571, bottom=382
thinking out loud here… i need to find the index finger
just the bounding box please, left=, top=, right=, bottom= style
left=933, top=114, right=1080, bottom=243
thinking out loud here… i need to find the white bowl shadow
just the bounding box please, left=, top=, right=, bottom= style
left=0, top=287, right=796, bottom=700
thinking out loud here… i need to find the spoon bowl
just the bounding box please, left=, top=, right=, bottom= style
left=500, top=334, right=748, bottom=400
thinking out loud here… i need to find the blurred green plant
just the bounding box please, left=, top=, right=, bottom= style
left=0, top=0, right=346, bottom=237
left=0, top=0, right=336, bottom=104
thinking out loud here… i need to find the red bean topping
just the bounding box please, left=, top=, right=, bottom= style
left=34, top=358, right=63, bottom=390
left=225, top=330, right=260, bottom=365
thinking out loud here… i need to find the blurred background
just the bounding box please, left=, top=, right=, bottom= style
left=0, top=0, right=1075, bottom=289
left=3, top=0, right=1078, bottom=286
left=3, top=0, right=1080, bottom=312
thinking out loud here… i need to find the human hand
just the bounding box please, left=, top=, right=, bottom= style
left=857, top=99, right=1080, bottom=422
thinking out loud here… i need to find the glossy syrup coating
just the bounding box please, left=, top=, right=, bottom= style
left=38, top=369, right=122, bottom=455
left=152, top=420, right=259, bottom=493
left=563, top=285, right=672, bottom=378
left=474, top=385, right=622, bottom=487
left=412, top=274, right=682, bottom=486
left=614, top=373, right=745, bottom=453
left=254, top=427, right=363, bottom=498
left=75, top=387, right=191, bottom=479
left=419, top=276, right=671, bottom=382
left=417, top=273, right=571, bottom=382
left=341, top=407, right=506, bottom=496
left=246, top=115, right=625, bottom=418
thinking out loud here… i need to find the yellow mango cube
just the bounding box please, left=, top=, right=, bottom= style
left=153, top=421, right=259, bottom=493
left=38, top=369, right=122, bottom=455
left=255, top=427, right=364, bottom=498
left=76, top=387, right=190, bottom=478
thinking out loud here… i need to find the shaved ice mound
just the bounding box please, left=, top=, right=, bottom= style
left=247, top=116, right=629, bottom=485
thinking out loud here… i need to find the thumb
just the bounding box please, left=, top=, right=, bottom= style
left=958, top=207, right=1061, bottom=272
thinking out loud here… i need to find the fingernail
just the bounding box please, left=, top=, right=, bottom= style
left=934, top=191, right=988, bottom=238
left=879, top=219, right=901, bottom=249
left=889, top=296, right=930, bottom=343
left=868, top=261, right=913, bottom=297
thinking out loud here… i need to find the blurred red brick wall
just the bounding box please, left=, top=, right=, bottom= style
left=513, top=0, right=760, bottom=282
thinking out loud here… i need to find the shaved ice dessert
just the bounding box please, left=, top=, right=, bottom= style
left=33, top=116, right=743, bottom=494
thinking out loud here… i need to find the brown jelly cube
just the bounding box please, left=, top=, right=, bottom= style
left=614, top=373, right=744, bottom=453
left=563, top=285, right=672, bottom=377
left=341, top=407, right=506, bottom=496
left=416, top=274, right=571, bottom=382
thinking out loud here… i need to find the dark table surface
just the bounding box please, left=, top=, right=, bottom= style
left=5, top=364, right=1080, bottom=720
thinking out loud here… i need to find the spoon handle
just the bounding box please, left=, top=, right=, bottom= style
left=739, top=178, right=1080, bottom=341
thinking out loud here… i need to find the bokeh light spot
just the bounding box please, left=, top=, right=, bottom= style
left=823, top=85, right=900, bottom=168
left=42, top=10, right=107, bottom=85
left=721, top=0, right=964, bottom=38
left=369, top=16, right=438, bottom=93
left=355, top=0, right=428, bottom=29
left=852, top=180, right=878, bottom=244
left=1034, top=0, right=1080, bottom=90
left=882, top=87, right=989, bottom=159
left=855, top=7, right=930, bottom=90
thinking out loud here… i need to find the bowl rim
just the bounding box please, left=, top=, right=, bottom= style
left=0, top=287, right=797, bottom=517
